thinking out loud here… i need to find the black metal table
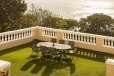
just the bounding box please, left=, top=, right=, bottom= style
left=37, top=42, right=72, bottom=63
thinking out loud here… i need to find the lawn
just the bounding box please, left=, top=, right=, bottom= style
left=0, top=44, right=105, bottom=76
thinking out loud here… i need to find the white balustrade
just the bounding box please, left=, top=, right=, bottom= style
left=0, top=28, right=32, bottom=43
left=63, top=31, right=96, bottom=44
left=1, top=26, right=114, bottom=54
left=42, top=28, right=57, bottom=38
left=104, top=37, right=114, bottom=47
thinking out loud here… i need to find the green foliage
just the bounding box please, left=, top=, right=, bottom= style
left=64, top=19, right=78, bottom=29
left=43, top=17, right=67, bottom=29
left=29, top=5, right=78, bottom=29
left=13, top=14, right=37, bottom=29
left=79, top=13, right=114, bottom=36
left=28, top=6, right=53, bottom=27
left=43, top=16, right=78, bottom=29
left=0, top=0, right=27, bottom=32
left=55, top=18, right=67, bottom=29
left=78, top=18, right=88, bottom=32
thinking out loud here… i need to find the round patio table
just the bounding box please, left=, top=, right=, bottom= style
left=37, top=42, right=72, bottom=63
left=37, top=42, right=71, bottom=50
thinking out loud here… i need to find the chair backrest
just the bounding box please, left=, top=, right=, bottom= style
left=40, top=46, right=50, bottom=55
left=32, top=39, right=39, bottom=45
left=59, top=40, right=65, bottom=44
left=51, top=38, right=57, bottom=43
left=68, top=41, right=75, bottom=48
left=32, top=39, right=39, bottom=52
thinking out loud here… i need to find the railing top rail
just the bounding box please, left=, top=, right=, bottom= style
left=0, top=27, right=32, bottom=35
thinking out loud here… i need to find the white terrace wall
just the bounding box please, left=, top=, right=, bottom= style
left=33, top=26, right=114, bottom=55
left=1, top=26, right=114, bottom=55
left=0, top=27, right=35, bottom=51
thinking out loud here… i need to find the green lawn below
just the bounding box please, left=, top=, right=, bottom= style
left=0, top=45, right=105, bottom=76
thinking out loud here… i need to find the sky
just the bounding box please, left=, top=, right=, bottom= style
left=26, top=0, right=114, bottom=19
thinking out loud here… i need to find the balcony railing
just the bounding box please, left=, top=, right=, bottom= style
left=63, top=31, right=96, bottom=44
left=0, top=26, right=114, bottom=54
left=104, top=37, right=114, bottom=47
left=0, top=27, right=33, bottom=50
left=0, top=28, right=32, bottom=43
left=43, top=27, right=57, bottom=38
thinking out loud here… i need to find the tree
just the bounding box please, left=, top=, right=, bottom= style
left=0, top=0, right=27, bottom=32
left=42, top=15, right=54, bottom=27
left=13, top=14, right=37, bottom=29
left=55, top=17, right=67, bottom=29
left=79, top=13, right=114, bottom=36
left=43, top=16, right=67, bottom=29
left=78, top=18, right=88, bottom=32
left=64, top=19, right=78, bottom=29
left=28, top=5, right=53, bottom=27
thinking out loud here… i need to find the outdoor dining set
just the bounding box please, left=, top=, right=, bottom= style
left=31, top=38, right=76, bottom=63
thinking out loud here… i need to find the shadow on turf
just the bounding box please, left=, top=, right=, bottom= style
left=21, top=58, right=75, bottom=76
left=70, top=48, right=114, bottom=62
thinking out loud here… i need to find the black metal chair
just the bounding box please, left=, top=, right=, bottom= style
left=51, top=38, right=57, bottom=43
left=69, top=41, right=75, bottom=50
left=31, top=39, right=40, bottom=56
left=65, top=41, right=76, bottom=61
left=51, top=38, right=58, bottom=56
left=59, top=40, right=65, bottom=44
left=39, top=46, right=50, bottom=56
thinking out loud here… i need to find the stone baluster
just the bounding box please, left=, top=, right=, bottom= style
left=107, top=39, right=110, bottom=46
left=4, top=35, right=7, bottom=42
left=93, top=37, right=96, bottom=43
left=13, top=34, right=15, bottom=40
left=22, top=31, right=25, bottom=38
left=11, top=34, right=13, bottom=40
left=90, top=37, right=92, bottom=43
left=1, top=36, right=3, bottom=42
left=87, top=36, right=89, bottom=42
left=8, top=35, right=10, bottom=41
left=81, top=35, right=83, bottom=41
left=111, top=40, right=113, bottom=47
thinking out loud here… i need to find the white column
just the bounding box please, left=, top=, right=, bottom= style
left=29, top=30, right=32, bottom=36
left=90, top=37, right=92, bottom=43
left=14, top=34, right=16, bottom=40
left=83, top=36, right=86, bottom=42
left=81, top=35, right=83, bottom=41
left=2, top=36, right=4, bottom=42
left=87, top=36, right=89, bottom=42
left=8, top=35, right=10, bottom=41
left=93, top=37, right=96, bottom=43
left=5, top=35, right=7, bottom=41
left=111, top=40, right=113, bottom=47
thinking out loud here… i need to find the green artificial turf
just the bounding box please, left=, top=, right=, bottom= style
left=0, top=45, right=105, bottom=76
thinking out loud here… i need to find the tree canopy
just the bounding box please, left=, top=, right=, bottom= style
left=79, top=13, right=114, bottom=36
left=0, top=0, right=27, bottom=32
left=64, top=19, right=78, bottom=29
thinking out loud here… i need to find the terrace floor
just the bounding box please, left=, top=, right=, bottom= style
left=0, top=44, right=105, bottom=76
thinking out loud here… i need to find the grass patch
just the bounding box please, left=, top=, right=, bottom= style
left=0, top=44, right=105, bottom=76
